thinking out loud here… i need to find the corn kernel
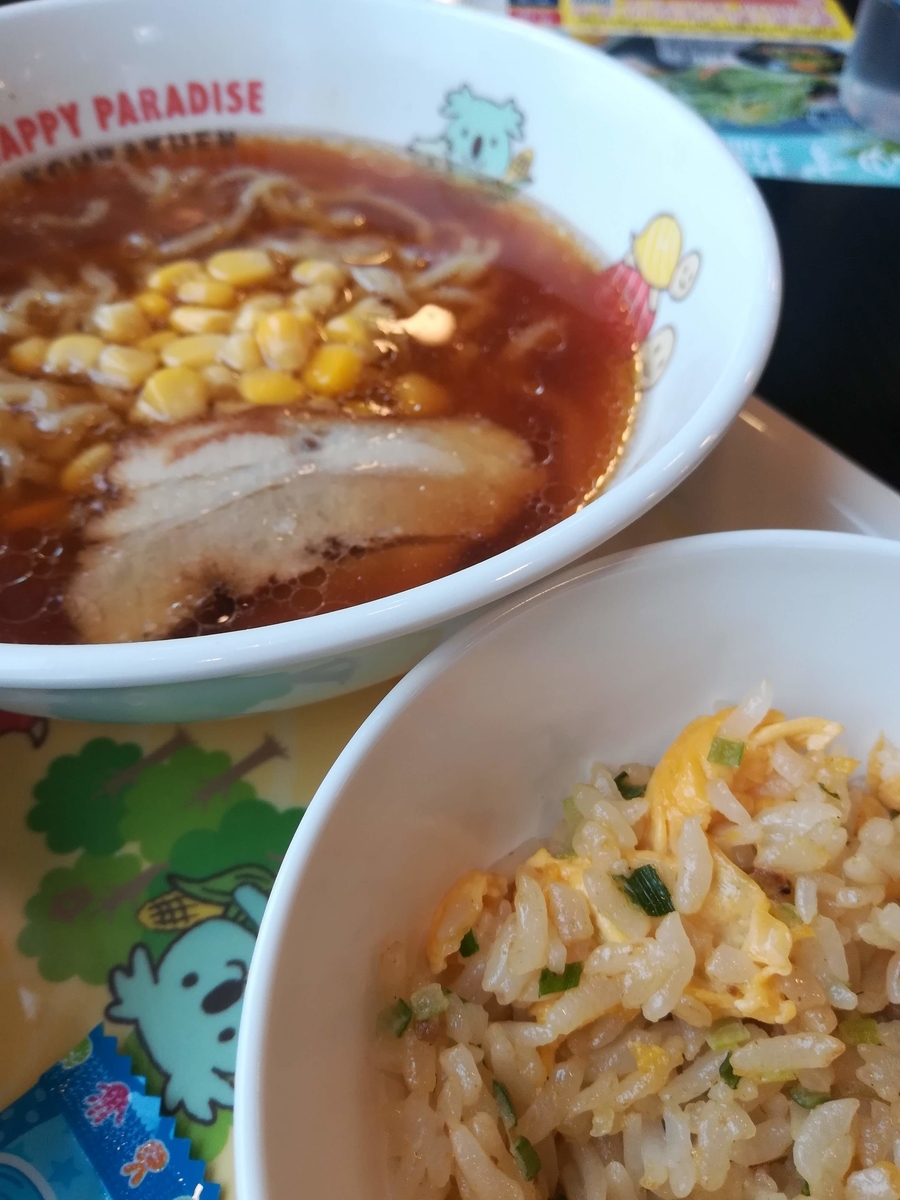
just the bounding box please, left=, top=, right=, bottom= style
left=392, top=373, right=449, bottom=418
left=137, top=330, right=179, bottom=353
left=303, top=344, right=363, bottom=396
left=290, top=259, right=347, bottom=288
left=36, top=429, right=91, bottom=463
left=94, top=344, right=158, bottom=390
left=219, top=332, right=263, bottom=372
left=202, top=364, right=238, bottom=393
left=92, top=301, right=151, bottom=344
left=45, top=334, right=105, bottom=376
left=170, top=306, right=233, bottom=335
left=255, top=310, right=316, bottom=372
left=323, top=313, right=370, bottom=348
left=291, top=283, right=338, bottom=315
left=214, top=398, right=253, bottom=416
left=162, top=334, right=227, bottom=370
left=342, top=399, right=377, bottom=418
left=207, top=249, right=275, bottom=287
left=238, top=369, right=305, bottom=406
left=135, top=291, right=172, bottom=320
left=234, top=293, right=284, bottom=332
left=9, top=336, right=50, bottom=374
left=3, top=495, right=70, bottom=532
left=306, top=395, right=340, bottom=414
left=137, top=366, right=209, bottom=423
left=59, top=442, right=114, bottom=493
left=147, top=260, right=203, bottom=294
left=176, top=276, right=236, bottom=308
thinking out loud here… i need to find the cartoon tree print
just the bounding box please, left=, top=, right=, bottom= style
left=17, top=854, right=147, bottom=984
left=25, top=729, right=199, bottom=856
left=167, top=798, right=303, bottom=882
left=26, top=737, right=142, bottom=855
left=137, top=799, right=304, bottom=933
left=18, top=733, right=289, bottom=984
left=119, top=738, right=286, bottom=865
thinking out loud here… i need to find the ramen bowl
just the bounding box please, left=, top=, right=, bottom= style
left=0, top=0, right=779, bottom=722
left=234, top=529, right=900, bottom=1200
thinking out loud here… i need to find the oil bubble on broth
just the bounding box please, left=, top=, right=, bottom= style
left=0, top=137, right=640, bottom=644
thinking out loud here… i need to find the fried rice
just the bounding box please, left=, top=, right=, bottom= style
left=375, top=682, right=900, bottom=1200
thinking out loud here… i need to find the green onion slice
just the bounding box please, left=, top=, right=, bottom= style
left=838, top=1016, right=880, bottom=1045
left=492, top=1080, right=517, bottom=1128
left=719, top=1052, right=741, bottom=1089
left=538, top=961, right=583, bottom=997
left=559, top=794, right=582, bottom=856
left=378, top=998, right=412, bottom=1038
left=773, top=902, right=802, bottom=928
left=460, top=929, right=479, bottom=958
left=706, top=1019, right=751, bottom=1052
left=614, top=771, right=647, bottom=800
left=512, top=1136, right=541, bottom=1181
left=789, top=1086, right=830, bottom=1109
left=801, top=1182, right=810, bottom=1196
left=617, top=865, right=675, bottom=916
left=410, top=982, right=449, bottom=1021
left=563, top=794, right=581, bottom=829
left=708, top=736, right=745, bottom=768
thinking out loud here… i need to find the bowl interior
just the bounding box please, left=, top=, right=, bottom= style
left=237, top=531, right=900, bottom=1200
left=0, top=0, right=779, bottom=692
left=0, top=0, right=777, bottom=476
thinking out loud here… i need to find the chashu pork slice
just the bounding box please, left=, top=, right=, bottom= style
left=65, top=411, right=544, bottom=643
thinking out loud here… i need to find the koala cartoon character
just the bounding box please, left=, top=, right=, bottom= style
left=106, top=882, right=267, bottom=1123
left=594, top=214, right=700, bottom=390
left=412, top=85, right=526, bottom=181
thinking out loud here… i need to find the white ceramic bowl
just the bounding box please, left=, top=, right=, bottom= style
left=0, top=0, right=779, bottom=722
left=235, top=529, right=900, bottom=1200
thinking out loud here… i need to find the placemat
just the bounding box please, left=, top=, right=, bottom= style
left=0, top=682, right=394, bottom=1197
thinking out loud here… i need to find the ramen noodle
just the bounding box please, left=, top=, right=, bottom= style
left=0, top=137, right=641, bottom=644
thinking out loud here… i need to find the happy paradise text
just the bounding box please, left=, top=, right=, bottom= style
left=0, top=79, right=264, bottom=165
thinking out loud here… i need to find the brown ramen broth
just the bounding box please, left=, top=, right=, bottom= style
left=0, top=137, right=639, bottom=644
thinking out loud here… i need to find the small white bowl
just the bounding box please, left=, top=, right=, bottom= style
left=235, top=529, right=900, bottom=1200
left=0, top=0, right=779, bottom=721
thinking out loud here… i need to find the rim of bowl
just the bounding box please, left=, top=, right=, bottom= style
left=234, top=526, right=900, bottom=1199
left=0, top=0, right=781, bottom=688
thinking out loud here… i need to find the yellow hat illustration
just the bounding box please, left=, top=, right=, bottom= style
left=632, top=215, right=682, bottom=291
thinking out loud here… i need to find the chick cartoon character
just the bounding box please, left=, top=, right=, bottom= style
left=411, top=85, right=532, bottom=185
left=597, top=215, right=700, bottom=389
left=106, top=881, right=268, bottom=1123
